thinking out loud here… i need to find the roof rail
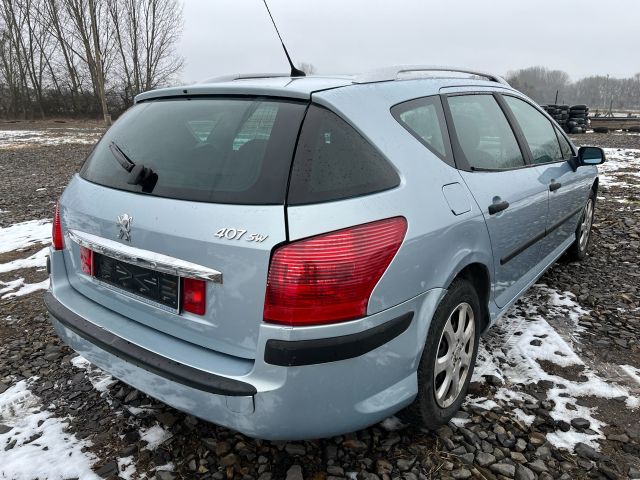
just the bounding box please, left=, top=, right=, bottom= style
left=354, top=65, right=510, bottom=86
left=202, top=73, right=292, bottom=83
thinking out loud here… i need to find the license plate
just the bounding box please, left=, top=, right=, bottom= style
left=93, top=252, right=179, bottom=311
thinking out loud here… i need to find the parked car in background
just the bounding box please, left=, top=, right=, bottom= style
left=45, top=66, right=605, bottom=440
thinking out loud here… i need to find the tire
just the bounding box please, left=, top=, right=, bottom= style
left=571, top=104, right=587, bottom=110
left=629, top=126, right=640, bottom=133
left=593, top=127, right=609, bottom=133
left=571, top=127, right=583, bottom=134
left=410, top=278, right=481, bottom=429
left=567, top=190, right=595, bottom=261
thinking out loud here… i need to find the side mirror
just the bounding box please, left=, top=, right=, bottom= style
left=578, top=146, right=606, bottom=166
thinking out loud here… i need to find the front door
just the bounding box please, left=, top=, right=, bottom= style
left=500, top=95, right=593, bottom=257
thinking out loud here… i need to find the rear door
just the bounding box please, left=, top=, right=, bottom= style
left=442, top=93, right=548, bottom=308
left=500, top=94, right=593, bottom=256
left=60, top=97, right=306, bottom=359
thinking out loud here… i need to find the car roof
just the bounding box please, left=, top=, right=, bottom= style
left=134, top=67, right=513, bottom=104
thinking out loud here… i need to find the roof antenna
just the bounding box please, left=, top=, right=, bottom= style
left=262, top=0, right=306, bottom=77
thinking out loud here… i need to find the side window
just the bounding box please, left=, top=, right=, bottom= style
left=555, top=126, right=574, bottom=159
left=447, top=94, right=525, bottom=170
left=391, top=96, right=450, bottom=161
left=288, top=105, right=400, bottom=205
left=503, top=96, right=563, bottom=164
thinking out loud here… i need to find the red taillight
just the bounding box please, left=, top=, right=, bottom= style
left=80, top=246, right=93, bottom=275
left=52, top=201, right=64, bottom=250
left=182, top=278, right=206, bottom=315
left=264, top=217, right=407, bottom=326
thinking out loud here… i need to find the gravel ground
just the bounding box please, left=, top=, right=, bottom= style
left=0, top=124, right=639, bottom=480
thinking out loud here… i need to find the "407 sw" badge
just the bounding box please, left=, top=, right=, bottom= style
left=215, top=228, right=268, bottom=243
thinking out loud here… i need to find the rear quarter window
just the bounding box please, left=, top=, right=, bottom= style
left=80, top=98, right=306, bottom=205
left=288, top=105, right=400, bottom=205
left=391, top=95, right=452, bottom=163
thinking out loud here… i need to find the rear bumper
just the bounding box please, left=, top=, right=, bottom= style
left=46, top=249, right=444, bottom=440
left=45, top=292, right=256, bottom=396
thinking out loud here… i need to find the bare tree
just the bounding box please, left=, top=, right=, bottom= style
left=109, top=0, right=183, bottom=106
left=63, top=0, right=114, bottom=123
left=507, top=66, right=640, bottom=110
left=0, top=0, right=183, bottom=120
left=298, top=62, right=316, bottom=75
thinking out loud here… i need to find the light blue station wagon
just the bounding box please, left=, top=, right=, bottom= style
left=45, top=67, right=605, bottom=440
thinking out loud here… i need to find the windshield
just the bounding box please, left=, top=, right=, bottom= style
left=80, top=97, right=306, bottom=204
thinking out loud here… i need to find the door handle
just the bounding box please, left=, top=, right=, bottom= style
left=488, top=200, right=509, bottom=215
left=549, top=181, right=562, bottom=192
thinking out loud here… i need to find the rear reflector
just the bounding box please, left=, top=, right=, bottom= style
left=264, top=217, right=407, bottom=326
left=80, top=246, right=93, bottom=275
left=52, top=201, right=64, bottom=250
left=182, top=278, right=206, bottom=315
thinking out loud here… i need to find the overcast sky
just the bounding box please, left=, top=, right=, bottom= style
left=179, top=0, right=639, bottom=84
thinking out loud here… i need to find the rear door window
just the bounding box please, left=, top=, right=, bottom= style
left=503, top=96, right=563, bottom=165
left=447, top=94, right=525, bottom=170
left=288, top=105, right=400, bottom=205
left=391, top=96, right=451, bottom=162
left=80, top=98, right=306, bottom=204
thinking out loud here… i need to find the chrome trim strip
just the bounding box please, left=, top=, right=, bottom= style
left=68, top=229, right=223, bottom=284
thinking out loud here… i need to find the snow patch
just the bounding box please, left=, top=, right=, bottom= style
left=598, top=148, right=640, bottom=188
left=0, top=278, right=49, bottom=299
left=0, top=380, right=99, bottom=480
left=118, top=456, right=137, bottom=480
left=140, top=424, right=171, bottom=450
left=450, top=416, right=471, bottom=427
left=0, top=219, right=51, bottom=254
left=620, top=365, right=640, bottom=387
left=379, top=415, right=406, bottom=431
left=0, top=129, right=103, bottom=149
left=469, top=285, right=639, bottom=450
left=0, top=247, right=48, bottom=274
left=71, top=355, right=116, bottom=393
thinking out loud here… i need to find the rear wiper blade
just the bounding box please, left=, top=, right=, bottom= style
left=109, top=142, right=135, bottom=173
left=108, top=141, right=156, bottom=187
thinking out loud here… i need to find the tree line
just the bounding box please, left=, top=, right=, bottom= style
left=507, top=66, right=640, bottom=111
left=0, top=0, right=183, bottom=123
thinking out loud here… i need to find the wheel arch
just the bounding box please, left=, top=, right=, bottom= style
left=448, top=261, right=492, bottom=334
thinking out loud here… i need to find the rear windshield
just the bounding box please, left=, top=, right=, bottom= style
left=80, top=98, right=306, bottom=204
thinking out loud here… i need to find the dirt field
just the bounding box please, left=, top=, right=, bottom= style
left=0, top=123, right=639, bottom=480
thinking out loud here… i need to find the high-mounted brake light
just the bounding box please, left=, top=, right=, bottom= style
left=182, top=278, right=206, bottom=316
left=52, top=201, right=64, bottom=250
left=264, top=217, right=407, bottom=326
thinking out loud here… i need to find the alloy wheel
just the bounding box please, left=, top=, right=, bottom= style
left=433, top=302, right=476, bottom=408
left=579, top=198, right=594, bottom=251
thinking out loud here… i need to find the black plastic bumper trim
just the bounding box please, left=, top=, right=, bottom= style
left=44, top=291, right=257, bottom=396
left=264, top=311, right=414, bottom=367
